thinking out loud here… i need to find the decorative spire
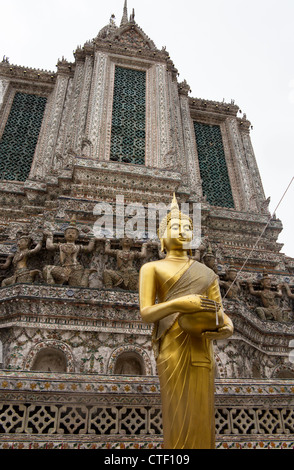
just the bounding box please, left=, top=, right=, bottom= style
left=120, top=0, right=128, bottom=27
left=130, top=8, right=135, bottom=23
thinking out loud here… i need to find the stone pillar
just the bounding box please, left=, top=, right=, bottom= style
left=179, top=84, right=203, bottom=200
left=0, top=77, right=9, bottom=107
left=29, top=62, right=71, bottom=178
left=239, top=123, right=268, bottom=214
left=226, top=117, right=255, bottom=212
left=88, top=52, right=110, bottom=160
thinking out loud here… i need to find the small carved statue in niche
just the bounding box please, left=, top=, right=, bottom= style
left=43, top=217, right=97, bottom=287
left=219, top=266, right=241, bottom=300
left=247, top=272, right=283, bottom=321
left=0, top=234, right=43, bottom=286
left=103, top=237, right=149, bottom=291
left=202, top=245, right=218, bottom=274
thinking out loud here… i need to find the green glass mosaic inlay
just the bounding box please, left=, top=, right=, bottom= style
left=110, top=66, right=146, bottom=165
left=0, top=92, right=47, bottom=182
left=193, top=122, right=235, bottom=208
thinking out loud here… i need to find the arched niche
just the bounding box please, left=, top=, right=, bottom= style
left=25, top=340, right=75, bottom=372
left=274, top=368, right=294, bottom=379
left=31, top=347, right=67, bottom=373
left=108, top=345, right=153, bottom=375
left=113, top=351, right=145, bottom=376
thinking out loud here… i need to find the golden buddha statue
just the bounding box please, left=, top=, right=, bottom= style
left=139, top=194, right=233, bottom=449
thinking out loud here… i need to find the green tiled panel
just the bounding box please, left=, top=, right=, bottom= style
left=0, top=92, right=47, bottom=182
left=110, top=66, right=146, bottom=165
left=193, top=122, right=235, bottom=208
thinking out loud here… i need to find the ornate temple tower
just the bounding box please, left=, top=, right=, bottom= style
left=0, top=2, right=293, bottom=449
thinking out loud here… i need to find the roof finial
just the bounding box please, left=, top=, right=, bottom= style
left=130, top=8, right=135, bottom=23
left=120, top=0, right=128, bottom=27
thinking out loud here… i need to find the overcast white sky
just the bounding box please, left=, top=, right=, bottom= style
left=1, top=0, right=293, bottom=259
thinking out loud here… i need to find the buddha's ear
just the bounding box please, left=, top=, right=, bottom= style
left=160, top=239, right=166, bottom=253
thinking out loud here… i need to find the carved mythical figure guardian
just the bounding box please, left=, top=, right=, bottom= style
left=103, top=237, right=148, bottom=291
left=283, top=283, right=294, bottom=300
left=220, top=266, right=241, bottom=299
left=247, top=273, right=283, bottom=321
left=43, top=217, right=96, bottom=287
left=0, top=234, right=42, bottom=286
left=202, top=245, right=218, bottom=274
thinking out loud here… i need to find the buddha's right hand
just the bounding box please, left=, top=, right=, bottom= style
left=176, top=294, right=221, bottom=314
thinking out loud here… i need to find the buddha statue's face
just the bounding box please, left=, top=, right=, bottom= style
left=162, top=216, right=192, bottom=252
left=65, top=228, right=79, bottom=242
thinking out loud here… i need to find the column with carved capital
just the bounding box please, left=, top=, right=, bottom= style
left=0, top=78, right=9, bottom=108
left=178, top=84, right=203, bottom=201
left=29, top=62, right=72, bottom=179
left=61, top=47, right=95, bottom=159
left=87, top=52, right=110, bottom=160
left=60, top=58, right=85, bottom=162
left=239, top=122, right=268, bottom=214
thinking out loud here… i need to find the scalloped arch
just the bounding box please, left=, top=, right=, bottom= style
left=24, top=340, right=75, bottom=373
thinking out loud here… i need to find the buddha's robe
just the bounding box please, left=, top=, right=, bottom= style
left=153, top=260, right=224, bottom=449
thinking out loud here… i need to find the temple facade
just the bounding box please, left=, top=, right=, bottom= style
left=0, top=3, right=293, bottom=449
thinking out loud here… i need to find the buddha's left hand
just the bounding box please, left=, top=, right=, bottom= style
left=202, top=324, right=233, bottom=340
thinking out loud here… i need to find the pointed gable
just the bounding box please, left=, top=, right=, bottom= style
left=113, top=24, right=157, bottom=50
left=96, top=2, right=158, bottom=52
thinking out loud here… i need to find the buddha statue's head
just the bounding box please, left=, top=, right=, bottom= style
left=158, top=194, right=193, bottom=253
